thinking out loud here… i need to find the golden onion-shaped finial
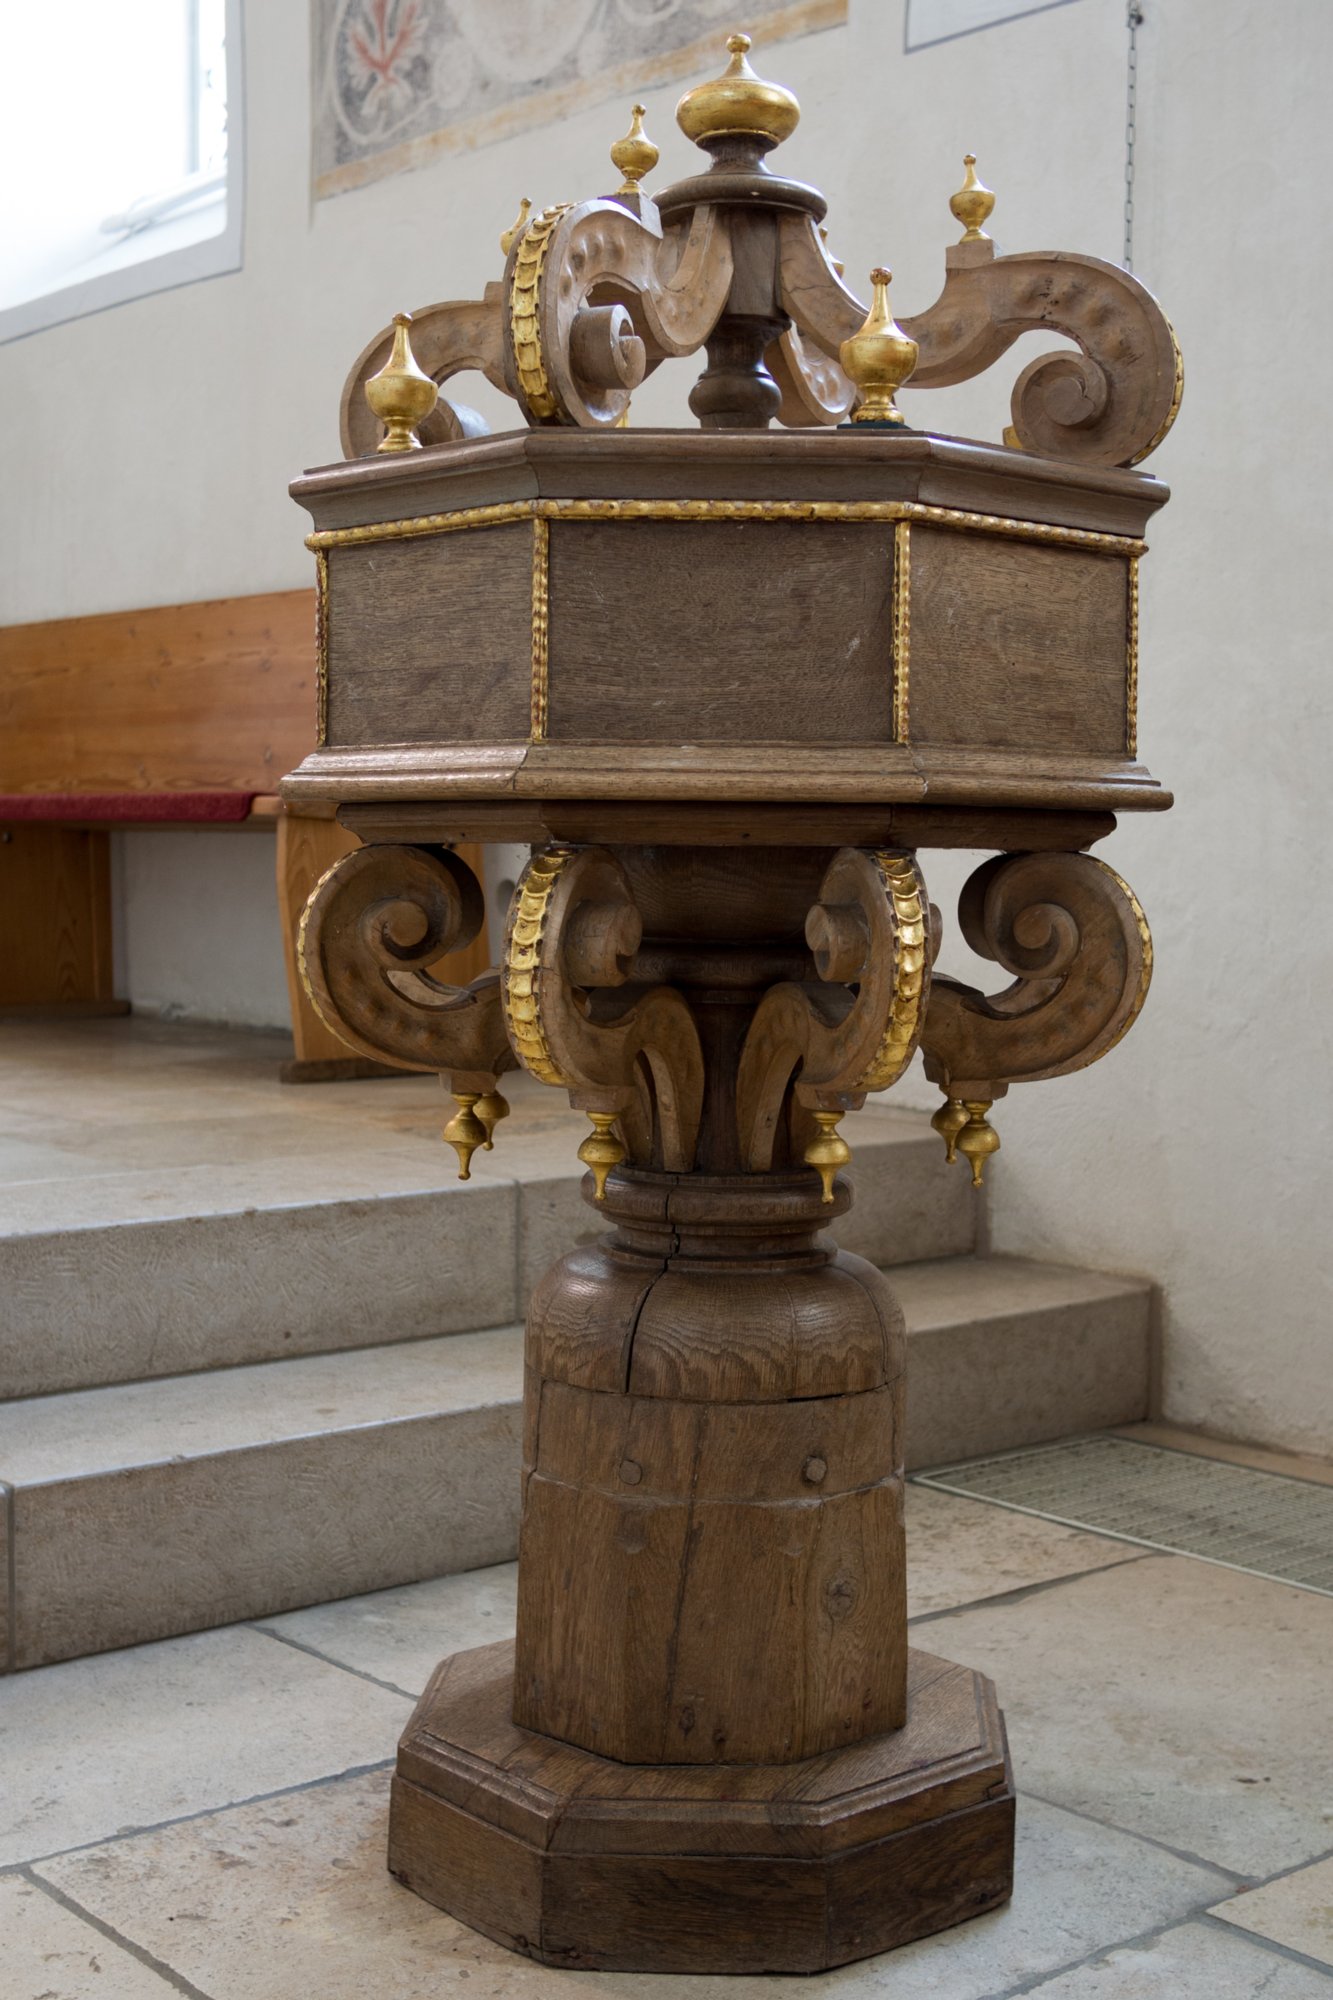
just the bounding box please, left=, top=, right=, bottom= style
left=804, top=1109, right=851, bottom=1205
left=676, top=32, right=800, bottom=150
left=444, top=1092, right=488, bottom=1180
left=499, top=195, right=531, bottom=256
left=610, top=103, right=658, bottom=196
left=950, top=153, right=996, bottom=242
left=578, top=1110, right=626, bottom=1202
left=840, top=268, right=919, bottom=426
left=956, top=1100, right=1001, bottom=1188
left=365, top=312, right=437, bottom=454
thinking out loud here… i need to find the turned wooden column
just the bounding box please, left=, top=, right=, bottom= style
left=512, top=850, right=909, bottom=1769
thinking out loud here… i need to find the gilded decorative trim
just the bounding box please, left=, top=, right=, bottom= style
left=307, top=496, right=1148, bottom=556
left=509, top=203, right=572, bottom=423
left=530, top=515, right=550, bottom=742
left=502, top=847, right=573, bottom=1085
left=891, top=519, right=911, bottom=743
left=314, top=549, right=329, bottom=746
left=306, top=500, right=534, bottom=551
left=852, top=852, right=929, bottom=1093
left=1084, top=862, right=1153, bottom=1066
left=1125, top=554, right=1140, bottom=759
left=1127, top=316, right=1185, bottom=468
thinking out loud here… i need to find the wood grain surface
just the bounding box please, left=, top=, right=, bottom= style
left=0, top=591, right=316, bottom=794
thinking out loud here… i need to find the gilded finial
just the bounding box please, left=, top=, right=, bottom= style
left=950, top=153, right=995, bottom=242
left=578, top=1110, right=626, bottom=1202
left=610, top=104, right=658, bottom=197
left=365, top=312, right=437, bottom=454
left=474, top=1088, right=510, bottom=1151
left=804, top=1109, right=851, bottom=1205
left=840, top=269, right=919, bottom=427
left=931, top=1094, right=969, bottom=1165
left=500, top=196, right=531, bottom=256
left=444, top=1092, right=488, bottom=1181
left=956, top=1100, right=1000, bottom=1187
left=676, top=32, right=801, bottom=150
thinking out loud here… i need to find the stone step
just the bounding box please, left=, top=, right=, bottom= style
left=0, top=1255, right=1150, bottom=1670
left=0, top=1099, right=975, bottom=1400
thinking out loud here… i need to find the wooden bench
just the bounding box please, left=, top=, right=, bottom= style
left=0, top=591, right=488, bottom=1078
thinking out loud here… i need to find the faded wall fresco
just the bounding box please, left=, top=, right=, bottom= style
left=313, top=0, right=845, bottom=199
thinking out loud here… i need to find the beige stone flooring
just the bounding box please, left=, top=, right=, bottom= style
left=3, top=1454, right=1331, bottom=1999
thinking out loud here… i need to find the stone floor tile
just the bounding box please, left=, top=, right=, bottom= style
left=1209, top=1852, right=1333, bottom=1968
left=0, top=1625, right=407, bottom=1867
left=919, top=1554, right=1333, bottom=1879
left=1021, top=1919, right=1333, bottom=1994
left=36, top=1774, right=1230, bottom=2000
left=259, top=1561, right=519, bottom=1695
left=0, top=1874, right=185, bottom=1999
left=906, top=1486, right=1136, bottom=1618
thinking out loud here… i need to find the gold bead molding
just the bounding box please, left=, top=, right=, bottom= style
left=509, top=203, right=573, bottom=422
left=502, top=849, right=574, bottom=1086
left=853, top=853, right=930, bottom=1093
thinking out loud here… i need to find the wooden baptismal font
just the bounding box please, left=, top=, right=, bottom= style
left=285, top=33, right=1180, bottom=1975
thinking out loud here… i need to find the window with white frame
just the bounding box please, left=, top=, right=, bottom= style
left=0, top=0, right=243, bottom=343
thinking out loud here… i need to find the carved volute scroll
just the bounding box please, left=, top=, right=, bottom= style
left=919, top=851, right=1152, bottom=1180
left=736, top=850, right=931, bottom=1194
left=336, top=31, right=1180, bottom=466
left=502, top=845, right=705, bottom=1186
left=297, top=842, right=513, bottom=1080
left=776, top=217, right=1183, bottom=466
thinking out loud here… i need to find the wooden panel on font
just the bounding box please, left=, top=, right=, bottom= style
left=548, top=520, right=896, bottom=744
left=908, top=531, right=1129, bottom=754
left=326, top=525, right=532, bottom=746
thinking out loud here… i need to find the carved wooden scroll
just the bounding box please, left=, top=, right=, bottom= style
left=502, top=846, right=705, bottom=1191
left=340, top=298, right=508, bottom=458
left=297, top=842, right=512, bottom=1078
left=736, top=850, right=930, bottom=1196
left=776, top=218, right=1182, bottom=466
left=919, top=851, right=1152, bottom=1182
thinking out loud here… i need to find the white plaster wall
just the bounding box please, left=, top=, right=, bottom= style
left=2, top=0, right=1330, bottom=1451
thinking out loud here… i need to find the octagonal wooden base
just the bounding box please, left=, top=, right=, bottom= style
left=388, top=1639, right=1015, bottom=1975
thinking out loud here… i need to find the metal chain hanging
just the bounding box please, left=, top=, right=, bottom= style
left=1124, top=2, right=1145, bottom=271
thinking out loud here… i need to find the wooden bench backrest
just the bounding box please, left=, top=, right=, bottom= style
left=0, top=590, right=317, bottom=795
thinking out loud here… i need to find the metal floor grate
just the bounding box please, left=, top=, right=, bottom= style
left=914, top=1436, right=1333, bottom=1596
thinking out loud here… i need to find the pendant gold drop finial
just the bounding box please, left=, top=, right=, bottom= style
left=931, top=1094, right=969, bottom=1165
left=805, top=1109, right=852, bottom=1205
left=578, top=1111, right=626, bottom=1202
left=365, top=312, right=438, bottom=453
left=610, top=104, right=658, bottom=197
left=474, top=1088, right=510, bottom=1150
left=444, top=1092, right=488, bottom=1181
left=500, top=196, right=531, bottom=256
left=950, top=153, right=996, bottom=242
left=675, top=32, right=801, bottom=150
left=840, top=269, right=919, bottom=426
left=956, top=1100, right=1000, bottom=1188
